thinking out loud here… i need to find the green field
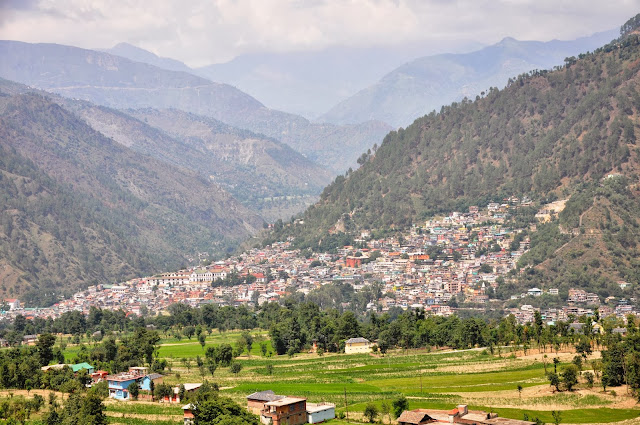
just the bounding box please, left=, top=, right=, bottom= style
left=63, top=336, right=640, bottom=424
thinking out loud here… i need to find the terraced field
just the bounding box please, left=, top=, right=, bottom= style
left=59, top=336, right=640, bottom=425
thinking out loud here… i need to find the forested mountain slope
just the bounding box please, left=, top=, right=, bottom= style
left=271, top=26, right=640, bottom=258
left=0, top=88, right=263, bottom=305
left=0, top=41, right=390, bottom=173
left=57, top=102, right=331, bottom=220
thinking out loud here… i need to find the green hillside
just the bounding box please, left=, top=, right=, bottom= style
left=0, top=90, right=263, bottom=305
left=267, top=18, right=640, bottom=294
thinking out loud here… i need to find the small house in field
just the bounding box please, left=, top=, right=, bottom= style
left=262, top=397, right=307, bottom=425
left=182, top=404, right=195, bottom=425
left=246, top=390, right=284, bottom=414
left=307, top=402, right=336, bottom=423
left=165, top=383, right=202, bottom=403
left=344, top=337, right=371, bottom=354
left=71, top=363, right=95, bottom=375
left=107, top=367, right=163, bottom=400
left=397, top=405, right=536, bottom=425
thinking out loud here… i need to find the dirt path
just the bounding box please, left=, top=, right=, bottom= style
left=105, top=411, right=181, bottom=422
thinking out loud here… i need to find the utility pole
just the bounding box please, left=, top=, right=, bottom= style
left=344, top=387, right=349, bottom=422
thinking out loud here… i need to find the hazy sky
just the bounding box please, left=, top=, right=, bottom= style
left=0, top=0, right=638, bottom=66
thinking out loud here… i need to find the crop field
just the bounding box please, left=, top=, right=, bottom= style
left=59, top=336, right=640, bottom=425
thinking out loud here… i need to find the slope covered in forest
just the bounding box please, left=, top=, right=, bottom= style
left=267, top=21, right=640, bottom=295
left=0, top=87, right=263, bottom=305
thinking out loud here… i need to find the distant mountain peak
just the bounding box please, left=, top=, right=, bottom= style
left=99, top=41, right=192, bottom=73
left=498, top=36, right=518, bottom=44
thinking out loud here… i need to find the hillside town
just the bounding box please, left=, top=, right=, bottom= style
left=1, top=200, right=636, bottom=325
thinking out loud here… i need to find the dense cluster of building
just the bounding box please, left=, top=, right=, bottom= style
left=1, top=199, right=636, bottom=325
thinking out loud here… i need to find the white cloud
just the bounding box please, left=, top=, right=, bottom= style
left=0, top=0, right=638, bottom=66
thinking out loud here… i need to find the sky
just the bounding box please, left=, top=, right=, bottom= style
left=0, top=0, right=639, bottom=67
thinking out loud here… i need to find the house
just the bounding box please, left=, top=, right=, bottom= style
left=106, top=367, right=161, bottom=400
left=397, top=405, right=535, bottom=425
left=0, top=338, right=9, bottom=348
left=182, top=404, right=196, bottom=425
left=344, top=337, right=371, bottom=354
left=261, top=397, right=307, bottom=425
left=307, top=402, right=336, bottom=423
left=91, top=370, right=109, bottom=383
left=398, top=410, right=433, bottom=425
left=345, top=256, right=363, bottom=268
left=246, top=390, right=284, bottom=415
left=2, top=299, right=20, bottom=310
left=22, top=334, right=38, bottom=345
left=527, top=288, right=542, bottom=297
left=71, top=363, right=95, bottom=375
left=141, top=373, right=164, bottom=390
left=107, top=370, right=144, bottom=400
left=165, top=383, right=202, bottom=403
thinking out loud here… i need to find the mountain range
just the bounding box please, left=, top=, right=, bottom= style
left=320, top=29, right=619, bottom=127
left=0, top=40, right=390, bottom=174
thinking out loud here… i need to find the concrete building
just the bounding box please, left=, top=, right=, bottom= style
left=307, top=402, right=335, bottom=423
left=261, top=397, right=307, bottom=425
left=344, top=337, right=371, bottom=354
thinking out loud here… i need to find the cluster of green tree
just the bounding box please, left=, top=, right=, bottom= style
left=265, top=17, right=640, bottom=262
left=0, top=390, right=107, bottom=425
left=0, top=394, right=44, bottom=424
left=43, top=392, right=107, bottom=425
left=598, top=315, right=640, bottom=398
left=0, top=304, right=258, bottom=345
left=260, top=300, right=610, bottom=356
left=0, top=328, right=160, bottom=391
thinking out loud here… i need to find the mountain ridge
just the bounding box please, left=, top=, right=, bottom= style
left=320, top=29, right=619, bottom=127
left=0, top=40, right=390, bottom=173
left=0, top=84, right=263, bottom=305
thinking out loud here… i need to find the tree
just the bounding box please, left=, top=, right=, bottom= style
left=184, top=326, right=196, bottom=340
left=127, top=382, right=139, bottom=401
left=552, top=410, right=562, bottom=425
left=548, top=372, right=561, bottom=392
left=194, top=395, right=258, bottom=425
left=265, top=363, right=274, bottom=375
left=260, top=342, right=268, bottom=357
left=381, top=401, right=391, bottom=424
left=198, top=333, right=206, bottom=349
left=178, top=384, right=186, bottom=402
left=207, top=360, right=217, bottom=377
left=517, top=384, right=523, bottom=399
left=230, top=362, right=243, bottom=376
left=363, top=402, right=379, bottom=423
left=392, top=395, right=409, bottom=418
left=36, top=333, right=57, bottom=367
left=584, top=371, right=594, bottom=389
left=561, top=365, right=579, bottom=391
left=154, top=383, right=173, bottom=401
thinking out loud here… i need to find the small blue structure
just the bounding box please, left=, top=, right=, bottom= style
left=107, top=367, right=162, bottom=400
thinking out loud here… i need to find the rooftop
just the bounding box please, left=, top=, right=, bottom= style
left=265, top=397, right=306, bottom=407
